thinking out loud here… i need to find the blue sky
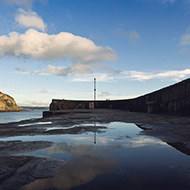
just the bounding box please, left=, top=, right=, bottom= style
left=1, top=0, right=190, bottom=106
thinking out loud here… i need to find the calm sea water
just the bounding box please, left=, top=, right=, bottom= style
left=0, top=109, right=47, bottom=123
left=1, top=122, right=190, bottom=190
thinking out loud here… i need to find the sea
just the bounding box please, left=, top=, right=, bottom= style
left=0, top=108, right=47, bottom=124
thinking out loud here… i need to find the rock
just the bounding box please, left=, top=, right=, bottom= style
left=0, top=156, right=64, bottom=190
left=0, top=141, right=54, bottom=156
left=0, top=91, right=22, bottom=112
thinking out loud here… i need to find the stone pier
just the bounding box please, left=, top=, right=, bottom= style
left=44, top=78, right=190, bottom=117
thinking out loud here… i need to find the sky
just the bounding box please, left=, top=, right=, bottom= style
left=1, top=0, right=190, bottom=107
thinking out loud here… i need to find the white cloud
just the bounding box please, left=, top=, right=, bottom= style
left=0, top=29, right=117, bottom=63
left=116, top=28, right=141, bottom=45
left=16, top=65, right=117, bottom=82
left=15, top=67, right=43, bottom=75
left=45, top=64, right=94, bottom=76
left=3, top=0, right=47, bottom=9
left=39, top=89, right=49, bottom=93
left=44, top=65, right=68, bottom=76
left=180, top=33, right=190, bottom=46
left=99, top=91, right=111, bottom=97
left=16, top=63, right=119, bottom=77
left=31, top=100, right=49, bottom=106
left=43, top=64, right=93, bottom=76
left=128, top=31, right=140, bottom=45
left=163, top=0, right=176, bottom=4
left=71, top=73, right=115, bottom=82
left=122, top=69, right=190, bottom=81
left=16, top=64, right=190, bottom=82
left=4, top=0, right=34, bottom=9
left=19, top=100, right=49, bottom=106
left=15, top=9, right=46, bottom=31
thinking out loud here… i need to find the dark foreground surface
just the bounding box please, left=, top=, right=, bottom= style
left=1, top=109, right=190, bottom=190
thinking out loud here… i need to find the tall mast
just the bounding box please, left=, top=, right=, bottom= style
left=94, top=78, right=96, bottom=101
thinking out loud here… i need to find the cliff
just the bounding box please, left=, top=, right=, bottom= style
left=0, top=91, right=23, bottom=112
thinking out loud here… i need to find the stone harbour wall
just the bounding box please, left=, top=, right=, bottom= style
left=49, top=78, right=190, bottom=115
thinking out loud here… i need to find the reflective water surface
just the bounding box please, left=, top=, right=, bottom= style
left=0, top=109, right=47, bottom=123
left=1, top=122, right=190, bottom=190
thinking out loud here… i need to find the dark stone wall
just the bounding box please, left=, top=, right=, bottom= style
left=49, top=78, right=190, bottom=115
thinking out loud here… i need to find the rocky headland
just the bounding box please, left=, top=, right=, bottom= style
left=0, top=91, right=22, bottom=112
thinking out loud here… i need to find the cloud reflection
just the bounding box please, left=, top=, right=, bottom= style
left=23, top=157, right=118, bottom=190
left=45, top=142, right=121, bottom=156
left=23, top=143, right=119, bottom=190
left=124, top=136, right=167, bottom=148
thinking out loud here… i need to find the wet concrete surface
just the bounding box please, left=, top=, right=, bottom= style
left=0, top=141, right=64, bottom=190
left=1, top=109, right=190, bottom=155
left=1, top=109, right=190, bottom=137
left=1, top=109, right=190, bottom=189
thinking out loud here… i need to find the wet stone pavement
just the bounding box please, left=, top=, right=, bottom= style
left=0, top=109, right=190, bottom=190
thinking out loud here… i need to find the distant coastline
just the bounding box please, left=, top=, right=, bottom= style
left=21, top=106, right=49, bottom=110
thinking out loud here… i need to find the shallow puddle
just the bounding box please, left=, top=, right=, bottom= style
left=1, top=122, right=190, bottom=190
